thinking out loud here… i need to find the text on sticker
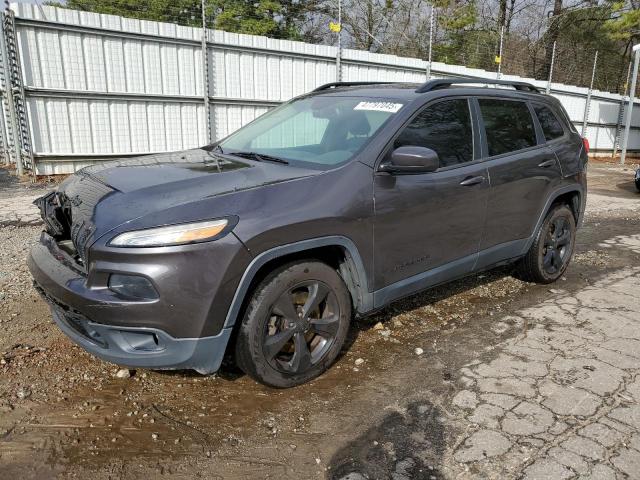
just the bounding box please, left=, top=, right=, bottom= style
left=354, top=101, right=403, bottom=113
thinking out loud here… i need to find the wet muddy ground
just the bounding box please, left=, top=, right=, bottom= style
left=1, top=161, right=639, bottom=479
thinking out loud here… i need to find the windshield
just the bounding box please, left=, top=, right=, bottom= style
left=219, top=96, right=404, bottom=169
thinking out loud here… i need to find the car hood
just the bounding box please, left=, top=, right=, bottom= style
left=76, top=147, right=311, bottom=193
left=42, top=148, right=318, bottom=260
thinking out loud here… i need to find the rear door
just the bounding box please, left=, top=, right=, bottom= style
left=373, top=97, right=488, bottom=298
left=476, top=97, right=562, bottom=256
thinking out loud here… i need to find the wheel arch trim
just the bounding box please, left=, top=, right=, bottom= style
left=223, top=236, right=372, bottom=329
left=522, top=185, right=584, bottom=255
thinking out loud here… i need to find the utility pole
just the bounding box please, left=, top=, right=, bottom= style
left=620, top=44, right=640, bottom=165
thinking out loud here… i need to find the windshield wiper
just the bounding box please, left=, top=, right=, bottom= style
left=229, top=151, right=289, bottom=165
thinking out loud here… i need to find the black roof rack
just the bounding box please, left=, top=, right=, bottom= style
left=416, top=77, right=541, bottom=94
left=312, top=81, right=396, bottom=92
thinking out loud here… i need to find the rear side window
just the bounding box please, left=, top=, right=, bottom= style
left=394, top=99, right=473, bottom=167
left=533, top=104, right=565, bottom=141
left=479, top=99, right=537, bottom=156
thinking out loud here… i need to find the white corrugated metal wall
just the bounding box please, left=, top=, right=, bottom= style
left=9, top=3, right=640, bottom=175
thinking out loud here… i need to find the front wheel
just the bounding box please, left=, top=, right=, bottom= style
left=518, top=204, right=576, bottom=284
left=235, top=261, right=351, bottom=388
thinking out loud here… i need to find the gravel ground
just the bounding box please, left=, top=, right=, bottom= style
left=0, top=160, right=639, bottom=479
left=0, top=167, right=54, bottom=226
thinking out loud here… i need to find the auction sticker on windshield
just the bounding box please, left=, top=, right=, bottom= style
left=354, top=101, right=403, bottom=113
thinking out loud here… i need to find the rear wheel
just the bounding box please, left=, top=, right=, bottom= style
left=235, top=261, right=351, bottom=388
left=519, top=204, right=576, bottom=284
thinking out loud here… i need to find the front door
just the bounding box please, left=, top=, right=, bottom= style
left=373, top=98, right=488, bottom=305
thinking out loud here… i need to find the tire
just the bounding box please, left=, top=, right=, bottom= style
left=234, top=261, right=351, bottom=388
left=519, top=204, right=576, bottom=284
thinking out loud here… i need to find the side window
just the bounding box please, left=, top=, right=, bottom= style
left=533, top=104, right=565, bottom=141
left=394, top=99, right=473, bottom=167
left=478, top=99, right=537, bottom=156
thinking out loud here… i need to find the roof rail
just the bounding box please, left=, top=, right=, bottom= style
left=416, top=77, right=541, bottom=94
left=312, top=81, right=395, bottom=92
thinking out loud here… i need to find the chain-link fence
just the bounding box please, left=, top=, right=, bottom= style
left=27, top=0, right=638, bottom=96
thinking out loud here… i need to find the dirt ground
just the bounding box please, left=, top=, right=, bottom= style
left=1, top=161, right=640, bottom=479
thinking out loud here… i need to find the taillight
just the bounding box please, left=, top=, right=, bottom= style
left=582, top=137, right=590, bottom=154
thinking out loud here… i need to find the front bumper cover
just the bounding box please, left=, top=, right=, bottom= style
left=28, top=231, right=240, bottom=374
left=49, top=302, right=231, bottom=374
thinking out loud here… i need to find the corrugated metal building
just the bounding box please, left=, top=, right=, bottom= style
left=5, top=3, right=640, bottom=175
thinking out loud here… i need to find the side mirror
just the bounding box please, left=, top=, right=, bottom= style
left=379, top=146, right=440, bottom=174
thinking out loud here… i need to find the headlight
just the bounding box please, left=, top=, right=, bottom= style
left=109, top=219, right=229, bottom=247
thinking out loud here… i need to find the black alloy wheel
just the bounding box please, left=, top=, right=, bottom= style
left=263, top=280, right=340, bottom=374
left=542, top=216, right=572, bottom=275
left=519, top=204, right=576, bottom=284
left=235, top=261, right=351, bottom=388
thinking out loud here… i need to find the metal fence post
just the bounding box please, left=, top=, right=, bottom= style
left=0, top=10, right=10, bottom=166
left=612, top=62, right=632, bottom=161
left=426, top=5, right=434, bottom=80
left=335, top=0, right=342, bottom=82
left=2, top=7, right=33, bottom=176
left=0, top=9, right=19, bottom=173
left=581, top=50, right=598, bottom=137
left=200, top=0, right=212, bottom=143
left=0, top=102, right=7, bottom=165
left=545, top=41, right=556, bottom=94
left=496, top=26, right=504, bottom=80
left=620, top=44, right=640, bottom=165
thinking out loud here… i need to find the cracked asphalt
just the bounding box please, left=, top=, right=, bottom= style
left=1, top=160, right=640, bottom=479
left=449, top=264, right=640, bottom=479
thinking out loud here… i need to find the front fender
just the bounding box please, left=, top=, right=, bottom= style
left=222, top=236, right=373, bottom=329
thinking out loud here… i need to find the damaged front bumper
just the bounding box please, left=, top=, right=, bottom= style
left=47, top=302, right=231, bottom=374
left=27, top=231, right=237, bottom=374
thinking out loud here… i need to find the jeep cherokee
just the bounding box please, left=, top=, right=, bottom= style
left=28, top=78, right=588, bottom=388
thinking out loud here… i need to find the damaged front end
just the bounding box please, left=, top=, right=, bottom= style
left=33, top=174, right=113, bottom=269
left=33, top=191, right=72, bottom=239
left=33, top=191, right=88, bottom=269
left=27, top=168, right=243, bottom=375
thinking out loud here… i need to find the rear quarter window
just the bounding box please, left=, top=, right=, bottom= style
left=533, top=104, right=565, bottom=141
left=479, top=99, right=537, bottom=156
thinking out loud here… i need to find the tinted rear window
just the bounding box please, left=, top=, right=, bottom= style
left=479, top=99, right=537, bottom=156
left=534, top=104, right=565, bottom=141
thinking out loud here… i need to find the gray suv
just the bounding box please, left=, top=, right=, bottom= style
left=29, top=78, right=587, bottom=387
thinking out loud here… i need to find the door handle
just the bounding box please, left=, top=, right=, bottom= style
left=459, top=175, right=485, bottom=186
left=538, top=159, right=556, bottom=168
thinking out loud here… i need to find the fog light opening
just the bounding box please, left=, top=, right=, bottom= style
left=108, top=274, right=158, bottom=301
left=120, top=330, right=164, bottom=352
